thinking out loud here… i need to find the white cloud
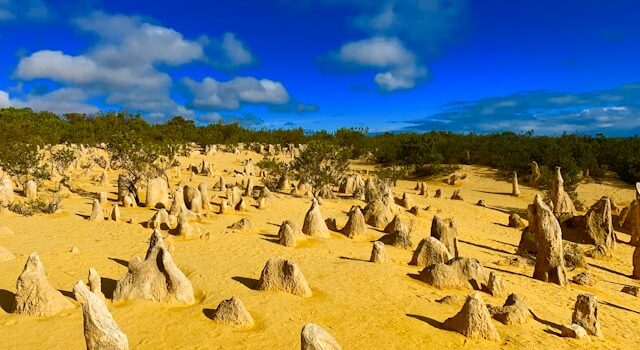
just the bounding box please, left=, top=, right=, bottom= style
left=1, top=88, right=99, bottom=115
left=12, top=11, right=281, bottom=119
left=334, top=36, right=426, bottom=91
left=14, top=12, right=205, bottom=118
left=220, top=33, right=254, bottom=67
left=320, top=0, right=466, bottom=91
left=183, top=76, right=290, bottom=110
left=0, top=90, right=11, bottom=107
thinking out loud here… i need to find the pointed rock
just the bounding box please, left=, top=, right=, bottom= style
left=552, top=167, right=577, bottom=218
left=363, top=199, right=394, bottom=229
left=512, top=171, right=521, bottom=197
left=341, top=206, right=366, bottom=239
left=113, top=231, right=195, bottom=303
left=14, top=252, right=73, bottom=317
left=88, top=268, right=105, bottom=299
left=443, top=292, right=500, bottom=341
left=210, top=296, right=254, bottom=327
left=98, top=191, right=108, bottom=205
left=89, top=198, right=104, bottom=221
left=409, top=237, right=452, bottom=267
left=430, top=215, right=458, bottom=256
left=149, top=208, right=172, bottom=230
left=487, top=293, right=529, bottom=325
left=302, top=199, right=329, bottom=238
left=174, top=210, right=195, bottom=238
left=73, top=280, right=129, bottom=350
left=109, top=204, right=120, bottom=221
left=369, top=242, right=387, bottom=263
left=278, top=220, right=298, bottom=247
left=572, top=294, right=602, bottom=337
left=257, top=257, right=312, bottom=297
left=529, top=194, right=568, bottom=285
left=582, top=196, right=616, bottom=254
left=301, top=323, right=342, bottom=350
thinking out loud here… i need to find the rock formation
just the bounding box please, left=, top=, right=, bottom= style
left=418, top=257, right=488, bottom=290
left=228, top=218, right=252, bottom=231
left=174, top=210, right=195, bottom=238
left=487, top=293, right=529, bottom=325
left=302, top=198, right=329, bottom=238
left=183, top=185, right=203, bottom=213
left=149, top=208, right=172, bottom=230
left=341, top=206, right=366, bottom=239
left=409, top=237, right=452, bottom=267
left=146, top=177, right=169, bottom=209
left=572, top=294, right=602, bottom=337
left=369, top=242, right=387, bottom=263
left=109, top=204, right=120, bottom=221
left=443, top=292, right=500, bottom=341
left=450, top=190, right=463, bottom=201
left=14, top=252, right=73, bottom=317
left=512, top=171, right=521, bottom=197
left=529, top=161, right=541, bottom=186
left=198, top=182, right=210, bottom=211
left=301, top=323, right=342, bottom=350
left=363, top=199, right=394, bottom=229
left=73, top=280, right=129, bottom=350
left=113, top=231, right=195, bottom=303
left=256, top=257, right=312, bottom=298
left=278, top=221, right=297, bottom=247
left=551, top=167, right=577, bottom=218
left=508, top=213, right=526, bottom=229
left=89, top=198, right=104, bottom=221
left=529, top=194, right=568, bottom=285
left=582, top=196, right=616, bottom=254
left=210, top=296, right=254, bottom=328
left=430, top=215, right=458, bottom=256
left=88, top=268, right=105, bottom=299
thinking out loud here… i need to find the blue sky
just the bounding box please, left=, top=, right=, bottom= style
left=1, top=0, right=639, bottom=135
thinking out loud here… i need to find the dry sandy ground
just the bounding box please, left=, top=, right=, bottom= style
left=1, top=150, right=639, bottom=349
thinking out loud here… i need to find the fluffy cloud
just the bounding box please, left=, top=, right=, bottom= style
left=183, top=76, right=290, bottom=110
left=12, top=11, right=273, bottom=120
left=0, top=88, right=99, bottom=115
left=0, top=89, right=10, bottom=107
left=320, top=0, right=466, bottom=91
left=403, top=82, right=640, bottom=135
left=202, top=32, right=255, bottom=69
left=333, top=36, right=426, bottom=91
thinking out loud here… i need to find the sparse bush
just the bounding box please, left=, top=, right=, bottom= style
left=8, top=197, right=61, bottom=216
left=0, top=142, right=50, bottom=187
left=257, top=156, right=290, bottom=189
left=50, top=147, right=77, bottom=186
left=291, top=140, right=349, bottom=197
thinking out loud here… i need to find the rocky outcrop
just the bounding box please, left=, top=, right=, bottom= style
left=341, top=206, right=366, bottom=239
left=302, top=199, right=329, bottom=238
left=73, top=280, right=129, bottom=350
left=551, top=167, right=577, bottom=218
left=113, top=231, right=195, bottom=304
left=443, top=292, right=500, bottom=341
left=529, top=195, right=567, bottom=285
left=572, top=294, right=602, bottom=337
left=409, top=237, right=451, bottom=268
left=418, top=257, right=488, bottom=290
left=210, top=296, right=254, bottom=328
left=14, top=252, right=73, bottom=317
left=369, top=242, right=387, bottom=263
left=300, top=323, right=342, bottom=350
left=256, top=257, right=312, bottom=298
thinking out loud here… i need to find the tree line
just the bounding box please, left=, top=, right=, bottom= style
left=1, top=107, right=640, bottom=187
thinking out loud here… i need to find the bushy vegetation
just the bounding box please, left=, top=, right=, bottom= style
left=1, top=107, right=640, bottom=191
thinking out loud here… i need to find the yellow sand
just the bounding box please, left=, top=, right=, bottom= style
left=1, top=151, right=639, bottom=349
